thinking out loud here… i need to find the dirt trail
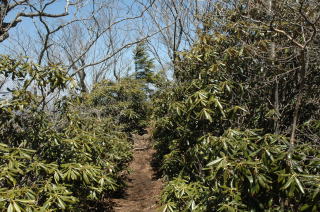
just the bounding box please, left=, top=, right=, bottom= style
left=111, top=132, right=163, bottom=212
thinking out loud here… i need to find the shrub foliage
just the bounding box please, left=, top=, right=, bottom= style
left=153, top=1, right=320, bottom=211
left=0, top=56, right=148, bottom=211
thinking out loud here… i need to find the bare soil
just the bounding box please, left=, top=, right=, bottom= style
left=111, top=132, right=163, bottom=212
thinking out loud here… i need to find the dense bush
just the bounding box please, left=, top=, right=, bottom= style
left=153, top=2, right=320, bottom=211
left=85, top=78, right=150, bottom=135
left=0, top=56, right=147, bottom=211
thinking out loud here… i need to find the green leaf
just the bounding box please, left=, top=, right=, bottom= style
left=203, top=109, right=213, bottom=122
left=207, top=158, right=223, bottom=166
left=294, top=177, right=305, bottom=194
left=282, top=176, right=294, bottom=190
left=57, top=198, right=66, bottom=209
left=16, top=199, right=36, bottom=204
left=54, top=171, right=60, bottom=183
left=300, top=204, right=311, bottom=211
left=83, top=173, right=90, bottom=184
left=7, top=203, right=13, bottom=212
left=247, top=175, right=253, bottom=184
left=312, top=187, right=320, bottom=200
left=13, top=202, right=21, bottom=212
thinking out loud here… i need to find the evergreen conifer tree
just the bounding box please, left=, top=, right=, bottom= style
left=133, top=41, right=154, bottom=83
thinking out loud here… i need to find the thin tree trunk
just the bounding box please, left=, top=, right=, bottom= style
left=274, top=76, right=280, bottom=134
left=268, top=1, right=280, bottom=134
left=78, top=70, right=88, bottom=93
left=290, top=49, right=308, bottom=144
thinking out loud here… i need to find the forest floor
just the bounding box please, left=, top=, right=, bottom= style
left=111, top=131, right=163, bottom=212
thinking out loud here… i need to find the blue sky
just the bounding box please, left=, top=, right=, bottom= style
left=0, top=0, right=202, bottom=85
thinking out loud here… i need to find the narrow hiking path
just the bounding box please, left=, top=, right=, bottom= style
left=111, top=131, right=163, bottom=212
